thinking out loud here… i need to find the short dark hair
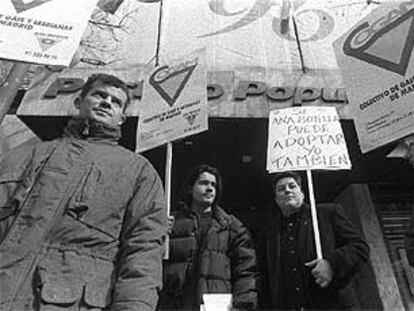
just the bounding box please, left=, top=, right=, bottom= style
left=272, top=171, right=303, bottom=193
left=181, top=164, right=223, bottom=207
left=80, top=73, right=131, bottom=110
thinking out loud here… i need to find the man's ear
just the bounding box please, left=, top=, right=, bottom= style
left=300, top=190, right=305, bottom=201
left=74, top=97, right=81, bottom=110
left=119, top=113, right=126, bottom=125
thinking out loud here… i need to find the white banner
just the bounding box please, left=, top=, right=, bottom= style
left=0, top=0, right=98, bottom=66
left=266, top=106, right=351, bottom=172
left=160, top=0, right=373, bottom=70
left=136, top=48, right=208, bottom=152
left=334, top=2, right=414, bottom=152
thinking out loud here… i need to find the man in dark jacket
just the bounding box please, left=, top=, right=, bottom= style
left=258, top=171, right=369, bottom=310
left=0, top=73, right=167, bottom=310
left=401, top=134, right=414, bottom=266
left=158, top=164, right=258, bottom=310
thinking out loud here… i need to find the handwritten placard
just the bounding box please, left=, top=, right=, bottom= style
left=266, top=106, right=351, bottom=172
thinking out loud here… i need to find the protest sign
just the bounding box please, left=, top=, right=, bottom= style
left=0, top=0, right=98, bottom=66
left=266, top=106, right=351, bottom=173
left=334, top=1, right=414, bottom=152
left=136, top=48, right=208, bottom=152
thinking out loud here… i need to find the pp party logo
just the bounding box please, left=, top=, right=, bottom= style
left=343, top=2, right=414, bottom=76
left=149, top=58, right=198, bottom=107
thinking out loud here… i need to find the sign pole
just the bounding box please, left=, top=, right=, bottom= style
left=163, top=141, right=173, bottom=260
left=306, top=169, right=323, bottom=259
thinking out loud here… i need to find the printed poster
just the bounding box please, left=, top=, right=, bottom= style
left=136, top=48, right=208, bottom=152
left=0, top=0, right=98, bottom=66
left=267, top=106, right=351, bottom=173
left=334, top=1, right=414, bottom=152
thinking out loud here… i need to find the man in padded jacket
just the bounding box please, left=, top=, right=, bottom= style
left=0, top=73, right=167, bottom=311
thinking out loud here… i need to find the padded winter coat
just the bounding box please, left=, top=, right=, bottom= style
left=0, top=118, right=167, bottom=311
left=159, top=204, right=258, bottom=310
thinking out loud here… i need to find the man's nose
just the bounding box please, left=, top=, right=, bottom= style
left=99, top=97, right=112, bottom=108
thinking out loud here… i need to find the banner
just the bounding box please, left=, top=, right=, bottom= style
left=136, top=48, right=208, bottom=152
left=334, top=1, right=414, bottom=152
left=17, top=65, right=148, bottom=116
left=266, top=106, right=351, bottom=172
left=0, top=0, right=98, bottom=66
left=160, top=0, right=372, bottom=70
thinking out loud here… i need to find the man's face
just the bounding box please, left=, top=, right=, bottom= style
left=75, top=81, right=128, bottom=127
left=274, top=177, right=304, bottom=214
left=192, top=172, right=217, bottom=208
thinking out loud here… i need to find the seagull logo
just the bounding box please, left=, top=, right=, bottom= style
left=343, top=4, right=414, bottom=76
left=11, top=0, right=53, bottom=13
left=149, top=59, right=198, bottom=107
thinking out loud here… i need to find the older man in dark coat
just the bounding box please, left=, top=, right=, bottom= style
left=258, top=171, right=369, bottom=310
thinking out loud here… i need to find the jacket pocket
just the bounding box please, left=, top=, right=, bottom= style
left=83, top=261, right=114, bottom=308
left=84, top=282, right=112, bottom=308
left=37, top=264, right=83, bottom=307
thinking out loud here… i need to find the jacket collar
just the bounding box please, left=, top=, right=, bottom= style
left=63, top=117, right=121, bottom=144
left=178, top=202, right=230, bottom=230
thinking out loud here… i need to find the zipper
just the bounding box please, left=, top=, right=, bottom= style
left=82, top=119, right=90, bottom=136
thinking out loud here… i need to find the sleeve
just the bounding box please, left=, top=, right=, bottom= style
left=405, top=206, right=414, bottom=266
left=254, top=227, right=272, bottom=311
left=110, top=160, right=167, bottom=311
left=0, top=141, right=35, bottom=205
left=323, top=204, right=370, bottom=289
left=0, top=142, right=36, bottom=238
left=229, top=216, right=259, bottom=310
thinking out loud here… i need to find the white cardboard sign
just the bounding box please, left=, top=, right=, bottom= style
left=266, top=106, right=351, bottom=172
left=0, top=0, right=98, bottom=66
left=136, top=48, right=208, bottom=152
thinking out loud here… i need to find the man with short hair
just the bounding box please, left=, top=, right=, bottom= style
left=0, top=73, right=167, bottom=310
left=258, top=171, right=369, bottom=310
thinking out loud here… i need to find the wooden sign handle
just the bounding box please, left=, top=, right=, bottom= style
left=307, top=170, right=323, bottom=259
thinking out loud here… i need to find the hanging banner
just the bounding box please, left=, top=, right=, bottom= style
left=0, top=0, right=98, bottom=66
left=160, top=0, right=373, bottom=70
left=17, top=65, right=147, bottom=117
left=266, top=106, right=351, bottom=172
left=334, top=1, right=414, bottom=153
left=136, top=49, right=208, bottom=152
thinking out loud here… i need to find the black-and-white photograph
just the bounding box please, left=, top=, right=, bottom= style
left=1, top=0, right=414, bottom=310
